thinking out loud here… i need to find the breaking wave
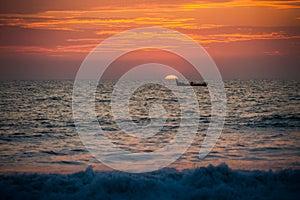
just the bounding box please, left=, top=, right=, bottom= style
left=0, top=164, right=299, bottom=200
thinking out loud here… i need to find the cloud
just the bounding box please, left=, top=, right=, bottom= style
left=0, top=0, right=199, bottom=14
left=191, top=31, right=300, bottom=44
left=1, top=26, right=298, bottom=58
left=182, top=0, right=300, bottom=10
left=0, top=0, right=299, bottom=80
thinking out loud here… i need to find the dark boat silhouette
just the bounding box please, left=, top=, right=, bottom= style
left=176, top=79, right=207, bottom=87
left=190, top=81, right=207, bottom=87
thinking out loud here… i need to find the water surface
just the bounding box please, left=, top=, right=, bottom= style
left=0, top=80, right=299, bottom=173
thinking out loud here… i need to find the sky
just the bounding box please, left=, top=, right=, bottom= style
left=0, top=0, right=299, bottom=79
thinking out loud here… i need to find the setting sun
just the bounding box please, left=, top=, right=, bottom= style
left=164, top=75, right=178, bottom=80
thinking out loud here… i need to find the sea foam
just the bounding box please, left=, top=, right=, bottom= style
left=0, top=164, right=299, bottom=200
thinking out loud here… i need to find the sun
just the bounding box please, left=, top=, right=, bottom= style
left=164, top=74, right=178, bottom=80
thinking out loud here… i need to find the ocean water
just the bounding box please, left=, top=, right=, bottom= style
left=1, top=164, right=299, bottom=200
left=0, top=80, right=299, bottom=173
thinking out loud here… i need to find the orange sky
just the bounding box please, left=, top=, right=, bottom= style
left=0, top=0, right=299, bottom=79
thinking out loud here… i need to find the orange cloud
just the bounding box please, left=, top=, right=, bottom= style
left=1, top=29, right=298, bottom=58
left=1, top=0, right=299, bottom=32
left=182, top=0, right=300, bottom=10
left=0, top=0, right=299, bottom=59
left=190, top=31, right=300, bottom=44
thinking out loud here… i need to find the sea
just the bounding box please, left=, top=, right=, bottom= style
left=0, top=80, right=299, bottom=199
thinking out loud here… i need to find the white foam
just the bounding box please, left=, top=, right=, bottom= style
left=0, top=164, right=299, bottom=199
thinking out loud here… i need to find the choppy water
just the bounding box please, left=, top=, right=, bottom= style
left=1, top=164, right=299, bottom=200
left=0, top=80, right=299, bottom=173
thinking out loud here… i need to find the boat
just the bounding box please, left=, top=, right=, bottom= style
left=190, top=81, right=207, bottom=87
left=176, top=79, right=207, bottom=87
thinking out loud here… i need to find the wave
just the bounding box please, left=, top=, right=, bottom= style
left=0, top=164, right=299, bottom=200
